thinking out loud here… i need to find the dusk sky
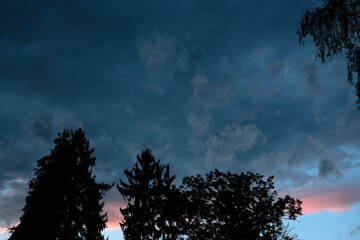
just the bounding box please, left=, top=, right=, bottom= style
left=1, top=0, right=360, bottom=239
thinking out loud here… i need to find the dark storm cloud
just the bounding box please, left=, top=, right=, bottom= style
left=0, top=140, right=34, bottom=228
left=318, top=158, right=339, bottom=178
left=23, top=110, right=55, bottom=142
left=2, top=0, right=360, bottom=233
left=216, top=60, right=238, bottom=105
left=350, top=226, right=360, bottom=237
left=0, top=139, right=34, bottom=181
left=0, top=179, right=27, bottom=227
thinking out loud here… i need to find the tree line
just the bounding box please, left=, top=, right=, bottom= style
left=8, top=129, right=302, bottom=240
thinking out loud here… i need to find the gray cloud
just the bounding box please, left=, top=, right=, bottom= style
left=317, top=156, right=353, bottom=180
left=216, top=60, right=238, bottom=105
left=23, top=109, right=83, bottom=143
left=188, top=73, right=212, bottom=135
left=137, top=31, right=176, bottom=70
left=187, top=113, right=211, bottom=136
left=0, top=139, right=34, bottom=182
left=350, top=226, right=360, bottom=237
left=304, top=133, right=322, bottom=150
left=318, top=158, right=340, bottom=178
left=53, top=108, right=83, bottom=131
left=0, top=178, right=27, bottom=228
left=125, top=106, right=135, bottom=116
left=250, top=149, right=317, bottom=192
left=204, top=124, right=264, bottom=164
left=191, top=73, right=211, bottom=112
left=23, top=110, right=55, bottom=142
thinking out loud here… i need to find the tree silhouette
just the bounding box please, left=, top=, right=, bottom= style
left=117, top=150, right=301, bottom=240
left=298, top=0, right=360, bottom=107
left=180, top=170, right=302, bottom=240
left=117, top=149, right=182, bottom=240
left=8, top=129, right=111, bottom=240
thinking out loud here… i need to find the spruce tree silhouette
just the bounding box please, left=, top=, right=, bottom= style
left=298, top=0, right=360, bottom=107
left=117, top=149, right=182, bottom=240
left=8, top=129, right=111, bottom=240
left=180, top=170, right=302, bottom=240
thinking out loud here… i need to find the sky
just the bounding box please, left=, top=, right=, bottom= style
left=1, top=0, right=360, bottom=239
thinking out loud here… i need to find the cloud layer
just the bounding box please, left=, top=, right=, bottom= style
left=1, top=1, right=360, bottom=239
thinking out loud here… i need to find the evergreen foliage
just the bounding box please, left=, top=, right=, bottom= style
left=9, top=129, right=111, bottom=240
left=117, top=149, right=181, bottom=240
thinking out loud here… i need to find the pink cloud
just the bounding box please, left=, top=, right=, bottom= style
left=103, top=201, right=125, bottom=230
left=296, top=187, right=360, bottom=214
left=0, top=226, right=7, bottom=233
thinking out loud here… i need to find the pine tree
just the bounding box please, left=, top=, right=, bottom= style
left=117, top=149, right=181, bottom=240
left=9, top=129, right=111, bottom=240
